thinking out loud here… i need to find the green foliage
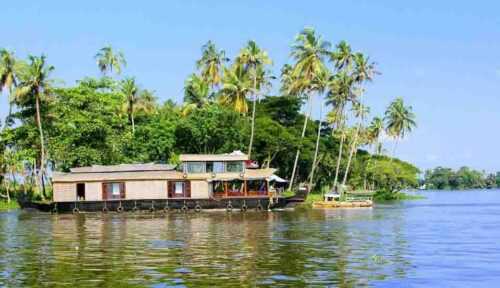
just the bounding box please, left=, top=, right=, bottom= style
left=50, top=78, right=129, bottom=170
left=175, top=104, right=247, bottom=154
left=366, top=156, right=420, bottom=197
left=0, top=31, right=423, bottom=203
left=423, top=166, right=497, bottom=190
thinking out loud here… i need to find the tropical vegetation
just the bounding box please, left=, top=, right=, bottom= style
left=0, top=28, right=420, bottom=206
left=423, top=166, right=500, bottom=190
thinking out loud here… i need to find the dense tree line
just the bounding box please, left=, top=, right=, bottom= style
left=423, top=167, right=500, bottom=190
left=0, top=28, right=419, bottom=202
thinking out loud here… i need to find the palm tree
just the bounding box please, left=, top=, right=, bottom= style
left=368, top=117, right=384, bottom=155
left=327, top=71, right=355, bottom=189
left=196, top=41, right=229, bottom=92
left=308, top=69, right=331, bottom=190
left=331, top=40, right=353, bottom=71
left=236, top=40, right=272, bottom=159
left=352, top=52, right=377, bottom=83
left=120, top=77, right=139, bottom=133
left=363, top=116, right=385, bottom=189
left=95, top=46, right=127, bottom=76
left=135, top=89, right=157, bottom=115
left=341, top=102, right=369, bottom=188
left=220, top=64, right=252, bottom=114
left=335, top=52, right=377, bottom=190
left=287, top=27, right=331, bottom=191
left=0, top=49, right=22, bottom=128
left=1, top=149, right=24, bottom=203
left=384, top=97, right=416, bottom=158
left=184, top=74, right=210, bottom=107
left=14, top=55, right=54, bottom=198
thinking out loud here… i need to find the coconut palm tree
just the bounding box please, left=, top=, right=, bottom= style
left=352, top=52, right=377, bottom=84
left=14, top=55, right=54, bottom=198
left=327, top=71, right=355, bottom=189
left=362, top=116, right=385, bottom=189
left=95, top=45, right=127, bottom=76
left=196, top=41, right=229, bottom=92
left=236, top=40, right=272, bottom=159
left=341, top=102, right=370, bottom=188
left=0, top=49, right=22, bottom=128
left=308, top=69, right=331, bottom=190
left=1, top=149, right=25, bottom=203
left=219, top=64, right=252, bottom=114
left=184, top=73, right=209, bottom=107
left=135, top=89, right=157, bottom=115
left=384, top=97, right=416, bottom=158
left=368, top=116, right=384, bottom=155
left=331, top=40, right=353, bottom=71
left=287, top=27, right=331, bottom=191
left=182, top=73, right=209, bottom=116
left=120, top=77, right=139, bottom=133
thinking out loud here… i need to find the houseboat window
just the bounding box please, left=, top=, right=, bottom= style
left=203, top=162, right=224, bottom=173
left=103, top=182, right=125, bottom=200
left=186, top=162, right=205, bottom=173
left=111, top=183, right=121, bottom=195
left=76, top=183, right=85, bottom=200
left=213, top=162, right=225, bottom=173
left=175, top=182, right=185, bottom=195
left=227, top=180, right=244, bottom=194
left=206, top=162, right=213, bottom=173
left=247, top=180, right=267, bottom=193
left=211, top=181, right=224, bottom=194
left=226, top=161, right=243, bottom=173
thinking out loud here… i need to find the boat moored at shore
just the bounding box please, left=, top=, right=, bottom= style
left=35, top=151, right=302, bottom=213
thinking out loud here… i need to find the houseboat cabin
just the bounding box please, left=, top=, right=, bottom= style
left=51, top=152, right=284, bottom=212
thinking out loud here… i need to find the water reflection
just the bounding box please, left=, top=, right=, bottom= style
left=0, top=207, right=411, bottom=287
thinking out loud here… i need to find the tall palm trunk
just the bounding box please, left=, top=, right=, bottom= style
left=333, top=107, right=346, bottom=190
left=341, top=122, right=361, bottom=187
left=288, top=94, right=313, bottom=191
left=35, top=93, right=46, bottom=199
left=129, top=101, right=135, bottom=134
left=390, top=137, right=399, bottom=162
left=308, top=98, right=323, bottom=192
left=247, top=75, right=257, bottom=159
left=3, top=87, right=14, bottom=129
left=363, top=140, right=378, bottom=190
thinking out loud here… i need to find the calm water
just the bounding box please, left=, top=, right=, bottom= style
left=1, top=190, right=500, bottom=287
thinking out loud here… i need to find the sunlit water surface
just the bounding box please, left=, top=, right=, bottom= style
left=1, top=190, right=499, bottom=287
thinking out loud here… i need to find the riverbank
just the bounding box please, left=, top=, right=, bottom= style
left=0, top=201, right=19, bottom=211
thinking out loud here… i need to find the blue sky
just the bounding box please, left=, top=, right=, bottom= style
left=1, top=0, right=499, bottom=172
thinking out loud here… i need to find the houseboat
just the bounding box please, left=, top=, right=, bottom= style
left=42, top=151, right=302, bottom=213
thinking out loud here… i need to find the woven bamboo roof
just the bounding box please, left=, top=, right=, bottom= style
left=52, top=168, right=277, bottom=183
left=70, top=163, right=175, bottom=173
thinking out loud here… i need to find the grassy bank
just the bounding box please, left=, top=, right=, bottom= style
left=373, top=191, right=425, bottom=201
left=0, top=201, right=19, bottom=211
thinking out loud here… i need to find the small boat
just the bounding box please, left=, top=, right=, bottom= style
left=312, top=189, right=374, bottom=209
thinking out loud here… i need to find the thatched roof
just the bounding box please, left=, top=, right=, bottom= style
left=70, top=163, right=175, bottom=173
left=52, top=168, right=277, bottom=183
left=53, top=170, right=182, bottom=182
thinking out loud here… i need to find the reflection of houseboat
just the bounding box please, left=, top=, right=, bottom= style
left=39, top=151, right=303, bottom=213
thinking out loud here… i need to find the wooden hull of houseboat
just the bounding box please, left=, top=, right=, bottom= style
left=20, top=196, right=302, bottom=213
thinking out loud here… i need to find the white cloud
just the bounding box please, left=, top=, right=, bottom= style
left=496, top=69, right=500, bottom=78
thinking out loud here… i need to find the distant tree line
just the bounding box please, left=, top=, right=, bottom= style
left=0, top=27, right=419, bottom=203
left=423, top=167, right=500, bottom=190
